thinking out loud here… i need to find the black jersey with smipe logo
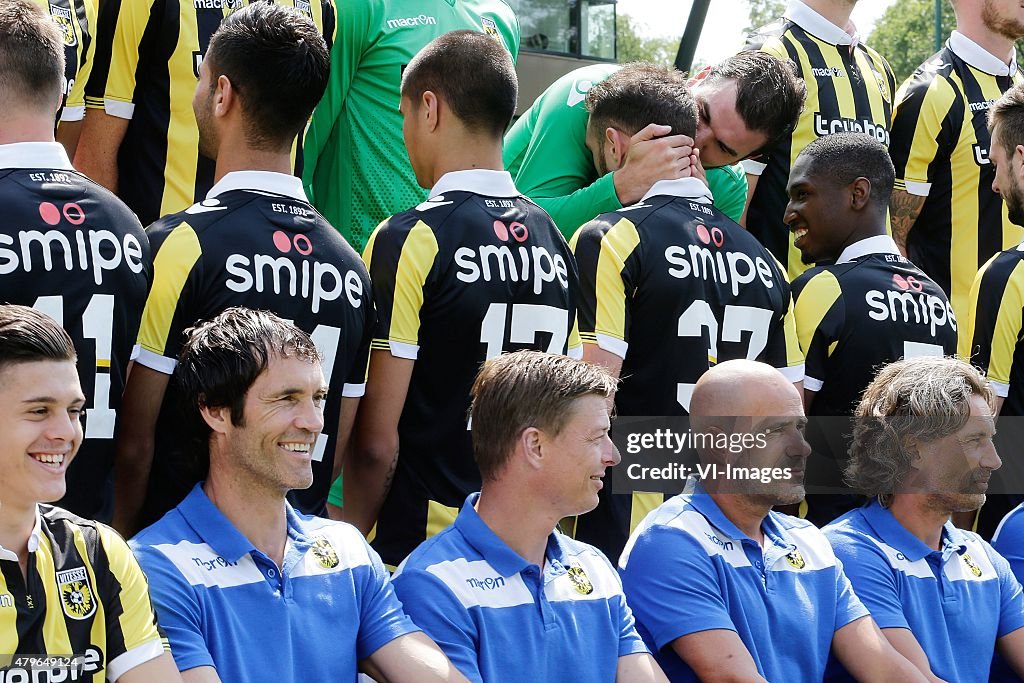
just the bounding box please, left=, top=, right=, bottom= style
left=133, top=176, right=372, bottom=523
left=0, top=149, right=151, bottom=521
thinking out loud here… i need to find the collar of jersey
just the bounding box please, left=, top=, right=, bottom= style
left=429, top=169, right=519, bottom=199
left=835, top=235, right=901, bottom=264
left=206, top=170, right=307, bottom=202
left=860, top=498, right=968, bottom=562
left=454, top=492, right=569, bottom=577
left=640, top=177, right=714, bottom=204
left=785, top=0, right=859, bottom=47
left=178, top=482, right=307, bottom=564
left=948, top=31, right=1018, bottom=77
left=0, top=507, right=42, bottom=562
left=0, top=141, right=73, bottom=170
left=684, top=478, right=792, bottom=551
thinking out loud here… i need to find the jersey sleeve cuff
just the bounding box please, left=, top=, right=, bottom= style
left=777, top=363, right=805, bottom=383
left=897, top=179, right=931, bottom=197
left=132, top=345, right=177, bottom=374
left=803, top=375, right=824, bottom=392
left=567, top=344, right=583, bottom=360
left=387, top=340, right=418, bottom=360
left=595, top=333, right=628, bottom=359
left=59, top=105, right=85, bottom=122
left=990, top=379, right=1010, bottom=398
left=342, top=382, right=366, bottom=398
left=104, top=98, right=136, bottom=119
left=107, top=639, right=166, bottom=681
left=741, top=159, right=767, bottom=176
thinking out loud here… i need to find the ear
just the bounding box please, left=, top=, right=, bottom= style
left=213, top=74, right=234, bottom=118
left=849, top=177, right=871, bottom=211
left=1014, top=144, right=1024, bottom=181
left=605, top=127, right=628, bottom=167
left=903, top=435, right=926, bottom=471
left=702, top=426, right=731, bottom=463
left=421, top=90, right=440, bottom=133
left=519, top=426, right=545, bottom=471
left=199, top=400, right=231, bottom=436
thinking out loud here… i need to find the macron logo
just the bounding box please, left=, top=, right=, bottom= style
left=387, top=14, right=436, bottom=29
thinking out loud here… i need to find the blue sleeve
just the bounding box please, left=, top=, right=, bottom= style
left=619, top=526, right=736, bottom=650
left=988, top=543, right=1024, bottom=639
left=129, top=542, right=214, bottom=673
left=355, top=541, right=421, bottom=660
left=392, top=568, right=482, bottom=682
left=826, top=529, right=904, bottom=630
left=993, top=506, right=1024, bottom=585
left=612, top=576, right=649, bottom=658
left=832, top=556, right=871, bottom=632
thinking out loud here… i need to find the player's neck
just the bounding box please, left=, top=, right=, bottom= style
left=0, top=501, right=37, bottom=576
left=707, top=491, right=768, bottom=546
left=0, top=119, right=56, bottom=146
left=475, top=486, right=554, bottom=569
left=212, top=146, right=294, bottom=185
left=955, top=20, right=1017, bottom=65
left=887, top=495, right=947, bottom=551
left=203, top=471, right=289, bottom=568
left=427, top=136, right=505, bottom=188
left=801, top=0, right=855, bottom=30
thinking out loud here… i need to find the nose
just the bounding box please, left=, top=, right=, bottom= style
left=981, top=439, right=1002, bottom=472
left=604, top=435, right=621, bottom=467
left=993, top=176, right=1001, bottom=195
left=790, top=429, right=812, bottom=459
left=47, top=409, right=82, bottom=443
left=295, top=398, right=325, bottom=434
left=783, top=200, right=797, bottom=227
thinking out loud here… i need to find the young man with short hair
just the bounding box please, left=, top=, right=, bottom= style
left=394, top=351, right=667, bottom=682
left=0, top=304, right=177, bottom=682
left=825, top=357, right=1024, bottom=682
left=113, top=1, right=373, bottom=535
left=131, top=307, right=465, bottom=683
left=342, top=30, right=580, bottom=567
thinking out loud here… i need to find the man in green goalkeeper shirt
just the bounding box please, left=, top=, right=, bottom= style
left=302, top=1, right=519, bottom=253
left=505, top=53, right=806, bottom=236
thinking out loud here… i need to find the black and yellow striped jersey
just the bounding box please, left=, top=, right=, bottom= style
left=132, top=172, right=372, bottom=522
left=889, top=33, right=1024, bottom=325
left=744, top=2, right=895, bottom=280
left=570, top=177, right=803, bottom=560
left=35, top=0, right=95, bottom=123
left=364, top=170, right=581, bottom=567
left=963, top=245, right=1024, bottom=416
left=0, top=143, right=151, bottom=521
left=793, top=236, right=958, bottom=417
left=84, top=0, right=335, bottom=226
left=0, top=505, right=167, bottom=680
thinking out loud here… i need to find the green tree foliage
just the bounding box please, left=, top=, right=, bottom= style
left=869, top=1, right=1024, bottom=85
left=745, top=0, right=785, bottom=33
left=616, top=13, right=679, bottom=66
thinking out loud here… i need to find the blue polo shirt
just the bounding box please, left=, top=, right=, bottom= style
left=619, top=481, right=869, bottom=682
left=391, top=493, right=648, bottom=682
left=131, top=484, right=418, bottom=681
left=824, top=499, right=1024, bottom=683
left=994, top=503, right=1024, bottom=583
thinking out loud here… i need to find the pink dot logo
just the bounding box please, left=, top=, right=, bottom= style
left=696, top=224, right=711, bottom=245
left=272, top=231, right=292, bottom=253
left=493, top=220, right=509, bottom=241
left=39, top=202, right=61, bottom=226
left=893, top=274, right=909, bottom=290
left=906, top=276, right=923, bottom=292
left=294, top=234, right=313, bottom=256
left=63, top=203, right=85, bottom=225
left=509, top=221, right=529, bottom=242
left=710, top=227, right=725, bottom=248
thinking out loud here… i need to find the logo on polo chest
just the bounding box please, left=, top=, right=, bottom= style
left=785, top=549, right=806, bottom=569
left=311, top=537, right=339, bottom=569
left=962, top=553, right=983, bottom=577
left=56, top=567, right=96, bottom=619
left=567, top=563, right=593, bottom=595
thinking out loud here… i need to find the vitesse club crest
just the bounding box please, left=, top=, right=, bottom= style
left=567, top=563, right=593, bottom=596
left=49, top=3, right=77, bottom=47
left=963, top=553, right=983, bottom=578
left=785, top=549, right=806, bottom=570
left=56, top=567, right=96, bottom=620
left=480, top=16, right=499, bottom=40
left=311, top=536, right=339, bottom=570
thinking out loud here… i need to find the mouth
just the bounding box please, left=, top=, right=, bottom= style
left=30, top=451, right=70, bottom=472
left=792, top=227, right=808, bottom=247
left=590, top=474, right=605, bottom=489
left=278, top=442, right=313, bottom=456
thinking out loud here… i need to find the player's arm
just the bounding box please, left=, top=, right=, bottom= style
left=887, top=76, right=954, bottom=256
left=998, top=627, right=1024, bottom=677
left=344, top=351, right=412, bottom=534
left=879, top=628, right=947, bottom=683
left=668, top=630, right=766, bottom=682
left=74, top=110, right=129, bottom=192
left=831, top=616, right=931, bottom=683
left=113, top=364, right=169, bottom=536
left=116, top=654, right=182, bottom=682
left=616, top=653, right=668, bottom=682
left=327, top=395, right=360, bottom=519
left=180, top=668, right=219, bottom=683
left=360, top=633, right=469, bottom=683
